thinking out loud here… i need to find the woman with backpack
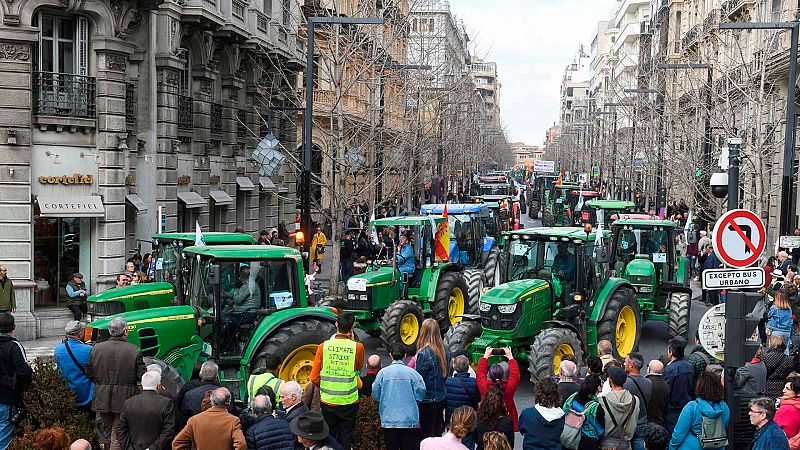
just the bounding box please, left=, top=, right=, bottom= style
left=560, top=374, right=605, bottom=450
left=474, top=387, right=514, bottom=450
left=668, top=371, right=730, bottom=450
left=775, top=378, right=800, bottom=449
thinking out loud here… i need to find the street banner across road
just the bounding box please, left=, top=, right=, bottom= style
left=711, top=209, right=766, bottom=268
left=702, top=267, right=765, bottom=290
left=699, top=303, right=725, bottom=361
left=533, top=160, right=555, bottom=173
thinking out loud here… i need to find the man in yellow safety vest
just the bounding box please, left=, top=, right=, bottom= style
left=310, top=311, right=364, bottom=450
left=246, top=354, right=283, bottom=408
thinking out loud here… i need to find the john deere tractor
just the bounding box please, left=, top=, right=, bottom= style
left=87, top=232, right=256, bottom=319
left=421, top=204, right=501, bottom=289
left=610, top=218, right=692, bottom=339
left=444, top=227, right=641, bottom=381
left=528, top=174, right=559, bottom=217
left=542, top=184, right=581, bottom=227
left=86, top=245, right=337, bottom=399
left=580, top=200, right=638, bottom=227
left=343, top=216, right=473, bottom=354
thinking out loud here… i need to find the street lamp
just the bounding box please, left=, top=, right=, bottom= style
left=301, top=15, right=384, bottom=261
left=719, top=21, right=799, bottom=235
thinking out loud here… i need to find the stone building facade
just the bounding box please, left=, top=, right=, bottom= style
left=0, top=0, right=304, bottom=339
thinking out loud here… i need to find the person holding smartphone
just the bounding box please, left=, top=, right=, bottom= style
left=477, top=347, right=520, bottom=432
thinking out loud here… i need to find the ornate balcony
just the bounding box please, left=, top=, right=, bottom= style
left=682, top=24, right=702, bottom=50
left=703, top=10, right=719, bottom=33
left=33, top=72, right=96, bottom=119
left=178, top=95, right=193, bottom=131
left=722, top=0, right=755, bottom=19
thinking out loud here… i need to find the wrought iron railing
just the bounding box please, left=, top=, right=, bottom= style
left=210, top=103, right=223, bottom=133
left=237, top=108, right=248, bottom=138
left=703, top=9, right=719, bottom=33
left=33, top=72, right=96, bottom=119
left=681, top=23, right=702, bottom=49
left=256, top=12, right=269, bottom=32
left=177, top=95, right=193, bottom=131
left=125, top=82, right=136, bottom=124
left=232, top=0, right=246, bottom=19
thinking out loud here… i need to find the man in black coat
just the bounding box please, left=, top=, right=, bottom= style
left=246, top=395, right=295, bottom=450
left=116, top=371, right=176, bottom=450
left=0, top=313, right=31, bottom=449
left=279, top=381, right=309, bottom=450
left=179, top=360, right=220, bottom=427
left=645, top=359, right=670, bottom=426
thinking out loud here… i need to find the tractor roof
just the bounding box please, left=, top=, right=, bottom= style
left=506, top=226, right=608, bottom=242
left=571, top=190, right=601, bottom=197
left=555, top=184, right=581, bottom=189
left=371, top=216, right=445, bottom=226
left=537, top=174, right=559, bottom=179
left=421, top=204, right=487, bottom=214
left=152, top=232, right=257, bottom=244
left=184, top=244, right=301, bottom=259
left=474, top=195, right=513, bottom=202
left=612, top=218, right=677, bottom=228
left=585, top=199, right=637, bottom=210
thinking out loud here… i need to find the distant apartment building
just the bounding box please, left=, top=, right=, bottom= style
left=471, top=57, right=501, bottom=128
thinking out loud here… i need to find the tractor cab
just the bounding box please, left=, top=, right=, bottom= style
left=528, top=174, right=559, bottom=216
left=420, top=204, right=495, bottom=267
left=477, top=179, right=513, bottom=197
left=87, top=245, right=337, bottom=401
left=87, top=232, right=256, bottom=319
left=542, top=183, right=581, bottom=227
left=474, top=195, right=520, bottom=232
left=582, top=200, right=638, bottom=227
left=568, top=190, right=602, bottom=225
left=610, top=219, right=692, bottom=338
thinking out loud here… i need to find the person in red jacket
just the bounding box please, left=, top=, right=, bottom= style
left=476, top=347, right=520, bottom=431
left=776, top=378, right=800, bottom=448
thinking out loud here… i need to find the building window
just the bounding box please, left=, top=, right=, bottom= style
left=428, top=18, right=435, bottom=32
left=264, top=0, right=272, bottom=16
left=566, top=87, right=574, bottom=97
left=177, top=50, right=193, bottom=131
left=282, top=0, right=291, bottom=25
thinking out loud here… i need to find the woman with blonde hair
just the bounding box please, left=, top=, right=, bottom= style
left=415, top=318, right=450, bottom=439
left=420, top=405, right=477, bottom=450
left=482, top=431, right=512, bottom=450
left=768, top=287, right=794, bottom=355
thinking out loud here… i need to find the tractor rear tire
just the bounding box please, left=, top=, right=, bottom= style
left=433, top=271, right=470, bottom=333
left=668, top=292, right=691, bottom=340
left=381, top=299, right=425, bottom=355
left=463, top=269, right=484, bottom=314
left=443, top=320, right=483, bottom=354
left=144, top=357, right=185, bottom=395
left=542, top=208, right=554, bottom=227
left=483, top=248, right=500, bottom=287
left=528, top=327, right=584, bottom=383
left=596, top=287, right=641, bottom=360
left=255, top=318, right=336, bottom=388
left=495, top=251, right=509, bottom=286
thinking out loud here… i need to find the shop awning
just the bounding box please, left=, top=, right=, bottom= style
left=124, top=194, right=148, bottom=214
left=177, top=191, right=206, bottom=209
left=236, top=176, right=256, bottom=191
left=37, top=195, right=105, bottom=217
left=259, top=177, right=276, bottom=192
left=209, top=190, right=234, bottom=207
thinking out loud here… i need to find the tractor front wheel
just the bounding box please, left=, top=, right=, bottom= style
left=483, top=249, right=500, bottom=288
left=596, top=287, right=641, bottom=360
left=381, top=299, right=425, bottom=355
left=528, top=327, right=584, bottom=382
left=668, top=292, right=691, bottom=340
left=463, top=269, right=484, bottom=314
left=433, top=271, right=470, bottom=333
left=443, top=320, right=483, bottom=354
left=255, top=318, right=336, bottom=388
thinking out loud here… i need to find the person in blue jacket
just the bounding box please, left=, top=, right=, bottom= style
left=396, top=233, right=416, bottom=277
left=445, top=355, right=479, bottom=424
left=663, top=338, right=695, bottom=435
left=53, top=320, right=95, bottom=414
left=748, top=397, right=790, bottom=450
left=668, top=371, right=730, bottom=450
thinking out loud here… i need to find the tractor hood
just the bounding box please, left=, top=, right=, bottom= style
left=481, top=279, right=550, bottom=305
left=625, top=256, right=655, bottom=277
left=87, top=282, right=174, bottom=312
left=346, top=267, right=397, bottom=292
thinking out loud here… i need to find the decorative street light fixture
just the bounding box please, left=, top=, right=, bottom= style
left=251, top=133, right=286, bottom=177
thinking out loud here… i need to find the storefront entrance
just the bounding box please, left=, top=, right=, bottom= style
left=33, top=217, right=92, bottom=306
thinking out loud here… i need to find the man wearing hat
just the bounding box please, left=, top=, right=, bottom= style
left=54, top=320, right=94, bottom=414
left=65, top=272, right=89, bottom=321
left=290, top=411, right=343, bottom=450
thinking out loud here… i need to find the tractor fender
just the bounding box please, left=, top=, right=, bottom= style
left=241, top=308, right=337, bottom=366
left=481, top=236, right=496, bottom=253
left=543, top=320, right=585, bottom=352
left=587, top=277, right=636, bottom=328
left=424, top=262, right=462, bottom=301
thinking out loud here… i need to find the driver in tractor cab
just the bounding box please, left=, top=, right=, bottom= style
left=618, top=230, right=638, bottom=264
left=221, top=266, right=261, bottom=351
left=552, top=242, right=576, bottom=284
left=396, top=232, right=416, bottom=284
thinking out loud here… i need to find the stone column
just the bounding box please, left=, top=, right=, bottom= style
left=0, top=36, right=37, bottom=339
left=192, top=67, right=216, bottom=229
left=155, top=55, right=181, bottom=233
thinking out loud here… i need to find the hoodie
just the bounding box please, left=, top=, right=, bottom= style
left=519, top=404, right=565, bottom=450
left=668, top=398, right=730, bottom=450
left=599, top=389, right=639, bottom=447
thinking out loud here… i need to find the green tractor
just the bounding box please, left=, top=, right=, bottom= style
left=87, top=232, right=256, bottom=320
left=527, top=174, right=559, bottom=217
left=343, top=216, right=474, bottom=354
left=444, top=227, right=642, bottom=381
left=420, top=204, right=502, bottom=288
left=542, top=183, right=582, bottom=227
left=609, top=218, right=692, bottom=339
left=86, top=245, right=337, bottom=398
left=579, top=199, right=638, bottom=227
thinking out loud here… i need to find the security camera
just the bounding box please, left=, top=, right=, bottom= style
left=710, top=172, right=728, bottom=199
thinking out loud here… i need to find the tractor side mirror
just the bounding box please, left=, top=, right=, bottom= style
left=208, top=263, right=220, bottom=286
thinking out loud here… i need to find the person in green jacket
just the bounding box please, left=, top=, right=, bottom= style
left=0, top=266, right=15, bottom=313
left=686, top=330, right=719, bottom=379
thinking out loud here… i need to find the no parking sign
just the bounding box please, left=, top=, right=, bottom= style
left=711, top=209, right=766, bottom=268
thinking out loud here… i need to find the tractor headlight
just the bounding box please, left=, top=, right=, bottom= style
left=638, top=286, right=653, bottom=293
left=497, top=304, right=517, bottom=314
left=479, top=302, right=491, bottom=312
left=348, top=294, right=356, bottom=300
left=360, top=294, right=368, bottom=301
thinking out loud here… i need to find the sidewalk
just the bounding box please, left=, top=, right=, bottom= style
left=19, top=335, right=61, bottom=362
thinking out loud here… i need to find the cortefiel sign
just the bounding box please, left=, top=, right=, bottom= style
left=702, top=267, right=765, bottom=290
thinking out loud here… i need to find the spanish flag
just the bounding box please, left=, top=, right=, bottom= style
left=556, top=170, right=563, bottom=185
left=434, top=204, right=450, bottom=262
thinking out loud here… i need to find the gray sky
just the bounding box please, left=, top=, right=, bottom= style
left=450, top=0, right=618, bottom=146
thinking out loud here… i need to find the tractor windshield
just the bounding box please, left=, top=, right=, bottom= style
left=479, top=184, right=511, bottom=196
left=507, top=239, right=577, bottom=286
left=613, top=228, right=672, bottom=276
left=191, top=257, right=299, bottom=356
left=153, top=241, right=182, bottom=284
left=449, top=214, right=476, bottom=265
